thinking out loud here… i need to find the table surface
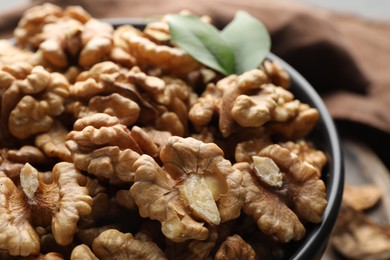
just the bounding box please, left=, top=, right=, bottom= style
left=322, top=138, right=390, bottom=259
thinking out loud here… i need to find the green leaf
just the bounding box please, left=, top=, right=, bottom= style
left=221, top=11, right=271, bottom=74
left=167, top=14, right=235, bottom=75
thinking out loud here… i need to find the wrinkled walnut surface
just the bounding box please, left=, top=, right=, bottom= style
left=0, top=4, right=329, bottom=259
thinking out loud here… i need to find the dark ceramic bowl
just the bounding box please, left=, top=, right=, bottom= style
left=269, top=53, right=344, bottom=259
left=106, top=19, right=344, bottom=260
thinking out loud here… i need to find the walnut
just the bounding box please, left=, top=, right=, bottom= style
left=14, top=3, right=63, bottom=47
left=79, top=19, right=113, bottom=67
left=259, top=144, right=327, bottom=223
left=37, top=17, right=83, bottom=68
left=15, top=4, right=112, bottom=68
left=71, top=61, right=121, bottom=98
left=92, top=229, right=167, bottom=260
left=237, top=162, right=305, bottom=242
left=0, top=174, right=40, bottom=256
left=331, top=205, right=390, bottom=260
left=130, top=137, right=245, bottom=242
left=72, top=93, right=140, bottom=126
left=1, top=65, right=69, bottom=139
left=35, top=121, right=72, bottom=162
left=115, top=189, right=137, bottom=210
left=262, top=59, right=290, bottom=89
left=342, top=184, right=382, bottom=211
left=5, top=146, right=46, bottom=164
left=165, top=226, right=219, bottom=260
left=109, top=25, right=138, bottom=67
left=231, top=86, right=278, bottom=128
left=130, top=126, right=172, bottom=157
left=154, top=111, right=186, bottom=136
left=214, top=235, right=256, bottom=260
left=24, top=252, right=64, bottom=260
left=120, top=27, right=201, bottom=77
left=127, top=66, right=165, bottom=96
left=0, top=146, right=46, bottom=180
left=268, top=103, right=319, bottom=139
left=71, top=244, right=98, bottom=260
left=0, top=162, right=92, bottom=256
left=158, top=76, right=194, bottom=107
left=0, top=40, right=34, bottom=66
left=66, top=113, right=141, bottom=182
left=189, top=83, right=222, bottom=129
left=9, top=95, right=53, bottom=139
left=144, top=20, right=171, bottom=43
left=69, top=61, right=158, bottom=125
left=235, top=136, right=272, bottom=163
left=279, top=140, right=327, bottom=173
left=27, top=163, right=92, bottom=244
left=190, top=69, right=270, bottom=136
left=77, top=225, right=117, bottom=248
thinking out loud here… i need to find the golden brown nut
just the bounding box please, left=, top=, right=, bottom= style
left=37, top=17, right=83, bottom=68
left=127, top=66, right=165, bottom=96
left=0, top=174, right=40, bottom=256
left=9, top=95, right=53, bottom=139
left=130, top=126, right=172, bottom=157
left=259, top=144, right=327, bottom=223
left=6, top=145, right=45, bottom=163
left=109, top=25, right=138, bottom=67
left=262, top=59, right=290, bottom=89
left=0, top=40, right=34, bottom=66
left=279, top=140, right=327, bottom=173
left=14, top=3, right=63, bottom=47
left=154, top=111, right=186, bottom=137
left=130, top=137, right=245, bottom=242
left=26, top=252, right=64, bottom=260
left=231, top=86, right=278, bottom=128
left=342, top=184, right=382, bottom=211
left=66, top=113, right=141, bottom=182
left=121, top=27, right=201, bottom=77
left=189, top=83, right=222, bottom=129
left=191, top=69, right=272, bottom=137
left=235, top=136, right=272, bottom=163
left=23, top=162, right=92, bottom=245
left=79, top=19, right=113, bottom=67
left=219, top=70, right=268, bottom=137
left=71, top=61, right=122, bottom=98
left=35, top=121, right=72, bottom=162
left=0, top=146, right=46, bottom=181
left=92, top=229, right=167, bottom=260
left=164, top=226, right=219, bottom=260
left=331, top=205, right=390, bottom=260
left=214, top=234, right=257, bottom=260
left=77, top=225, right=117, bottom=248
left=1, top=65, right=69, bottom=139
left=268, top=103, right=319, bottom=139
left=71, top=244, right=98, bottom=260
left=1, top=162, right=91, bottom=255
left=237, top=162, right=306, bottom=242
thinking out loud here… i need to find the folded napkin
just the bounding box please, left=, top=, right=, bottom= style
left=1, top=0, right=389, bottom=168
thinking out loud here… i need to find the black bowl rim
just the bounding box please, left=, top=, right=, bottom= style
left=104, top=18, right=344, bottom=260
left=269, top=53, right=344, bottom=259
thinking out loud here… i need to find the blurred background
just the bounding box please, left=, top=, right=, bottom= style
left=1, top=0, right=390, bottom=20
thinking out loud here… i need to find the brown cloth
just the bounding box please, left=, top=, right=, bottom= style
left=1, top=0, right=390, bottom=168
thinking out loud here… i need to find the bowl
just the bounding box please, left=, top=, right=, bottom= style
left=5, top=24, right=344, bottom=260
left=269, top=53, right=344, bottom=259
left=105, top=19, right=344, bottom=260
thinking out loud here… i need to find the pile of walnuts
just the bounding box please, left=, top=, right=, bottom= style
left=0, top=4, right=328, bottom=259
